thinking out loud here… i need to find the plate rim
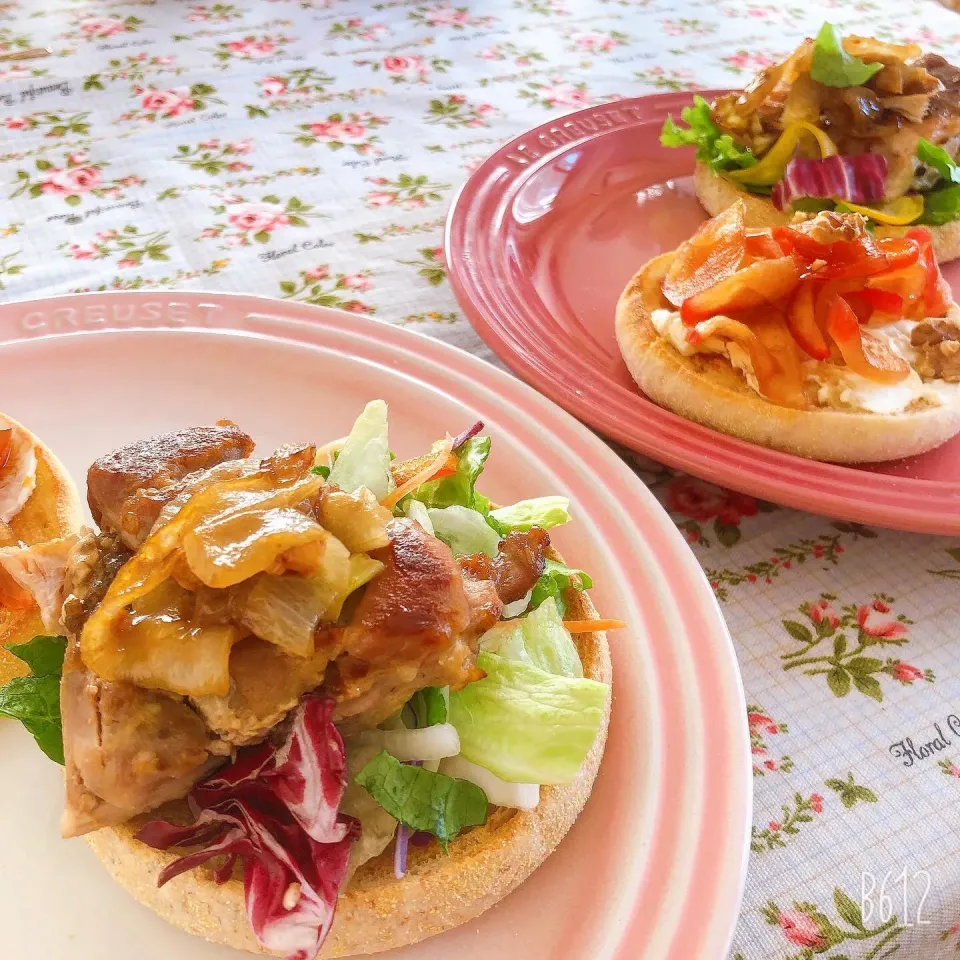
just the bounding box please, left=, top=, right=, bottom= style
left=0, top=290, right=751, bottom=960
left=444, top=92, right=960, bottom=535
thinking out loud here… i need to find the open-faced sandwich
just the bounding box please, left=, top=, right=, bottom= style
left=0, top=412, right=82, bottom=684
left=616, top=202, right=960, bottom=462
left=661, top=23, right=960, bottom=261
left=0, top=402, right=613, bottom=959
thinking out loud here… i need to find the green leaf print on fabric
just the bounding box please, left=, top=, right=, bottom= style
left=363, top=173, right=449, bottom=210
left=424, top=94, right=498, bottom=129
left=824, top=773, right=878, bottom=808
left=780, top=595, right=933, bottom=703
left=929, top=546, right=960, bottom=579
left=761, top=886, right=904, bottom=958
left=400, top=246, right=446, bottom=287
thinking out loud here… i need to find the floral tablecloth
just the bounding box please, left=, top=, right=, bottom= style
left=4, top=0, right=960, bottom=957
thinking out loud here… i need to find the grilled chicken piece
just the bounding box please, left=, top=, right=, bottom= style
left=457, top=528, right=550, bottom=604
left=329, top=518, right=498, bottom=731
left=87, top=424, right=254, bottom=549
left=60, top=639, right=220, bottom=838
left=59, top=530, right=223, bottom=837
left=191, top=633, right=343, bottom=746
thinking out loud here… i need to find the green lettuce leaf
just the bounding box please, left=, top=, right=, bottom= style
left=660, top=95, right=757, bottom=173
left=530, top=558, right=592, bottom=617
left=309, top=464, right=330, bottom=479
left=481, top=597, right=583, bottom=678
left=403, top=686, right=448, bottom=728
left=917, top=185, right=960, bottom=226
left=354, top=750, right=488, bottom=851
left=428, top=505, right=500, bottom=557
left=917, top=138, right=960, bottom=186
left=328, top=400, right=393, bottom=500
left=490, top=496, right=570, bottom=532
left=449, top=651, right=608, bottom=784
left=0, top=635, right=67, bottom=764
left=810, top=22, right=882, bottom=88
left=412, top=436, right=490, bottom=510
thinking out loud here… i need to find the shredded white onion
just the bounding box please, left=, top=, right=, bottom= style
left=439, top=756, right=540, bottom=811
left=377, top=723, right=461, bottom=762
left=501, top=589, right=533, bottom=619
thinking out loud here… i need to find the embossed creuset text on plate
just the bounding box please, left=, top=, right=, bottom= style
left=503, top=104, right=650, bottom=167
left=12, top=299, right=226, bottom=336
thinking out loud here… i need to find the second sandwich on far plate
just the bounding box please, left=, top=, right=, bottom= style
left=616, top=201, right=960, bottom=463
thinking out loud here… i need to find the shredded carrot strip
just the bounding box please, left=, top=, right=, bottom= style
left=562, top=619, right=626, bottom=633
left=382, top=435, right=454, bottom=509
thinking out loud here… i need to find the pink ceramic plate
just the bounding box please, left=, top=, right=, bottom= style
left=0, top=293, right=749, bottom=960
left=447, top=92, right=960, bottom=535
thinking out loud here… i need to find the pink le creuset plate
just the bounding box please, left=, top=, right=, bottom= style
left=446, top=92, right=960, bottom=536
left=0, top=293, right=750, bottom=960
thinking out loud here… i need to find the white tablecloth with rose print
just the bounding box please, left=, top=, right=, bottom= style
left=3, top=0, right=960, bottom=956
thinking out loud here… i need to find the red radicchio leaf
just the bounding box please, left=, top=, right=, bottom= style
left=137, top=696, right=358, bottom=960
left=772, top=155, right=887, bottom=211
left=451, top=420, right=484, bottom=451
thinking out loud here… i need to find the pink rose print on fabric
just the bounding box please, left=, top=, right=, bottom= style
left=752, top=791, right=826, bottom=852
left=11, top=151, right=141, bottom=206
left=633, top=65, right=699, bottom=91
left=808, top=598, right=840, bottom=630
left=198, top=193, right=321, bottom=248
left=43, top=166, right=101, bottom=194
left=747, top=704, right=792, bottom=777
left=781, top=593, right=931, bottom=702
left=68, top=14, right=143, bottom=41
left=762, top=889, right=904, bottom=954
left=227, top=202, right=290, bottom=233
left=778, top=911, right=827, bottom=948
left=292, top=111, right=389, bottom=154
left=246, top=68, right=337, bottom=118
left=261, top=76, right=287, bottom=97
left=226, top=38, right=277, bottom=58
left=214, top=34, right=293, bottom=65
left=425, top=94, right=499, bottom=129
left=661, top=475, right=765, bottom=547
left=723, top=50, right=781, bottom=73
left=568, top=30, right=629, bottom=54
left=519, top=78, right=594, bottom=109
left=121, top=84, right=223, bottom=123
left=407, top=4, right=497, bottom=29
left=400, top=246, right=446, bottom=287
left=279, top=266, right=376, bottom=313
left=141, top=88, right=194, bottom=117
left=327, top=17, right=389, bottom=41
left=171, top=138, right=254, bottom=176
left=186, top=3, right=243, bottom=23
left=475, top=43, right=545, bottom=66
left=362, top=173, right=449, bottom=210
left=703, top=522, right=876, bottom=600
left=857, top=598, right=908, bottom=640
left=660, top=17, right=716, bottom=36
left=353, top=54, right=451, bottom=84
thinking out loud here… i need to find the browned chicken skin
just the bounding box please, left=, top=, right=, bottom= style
left=457, top=528, right=549, bottom=604
left=330, top=517, right=500, bottom=731
left=87, top=423, right=254, bottom=549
